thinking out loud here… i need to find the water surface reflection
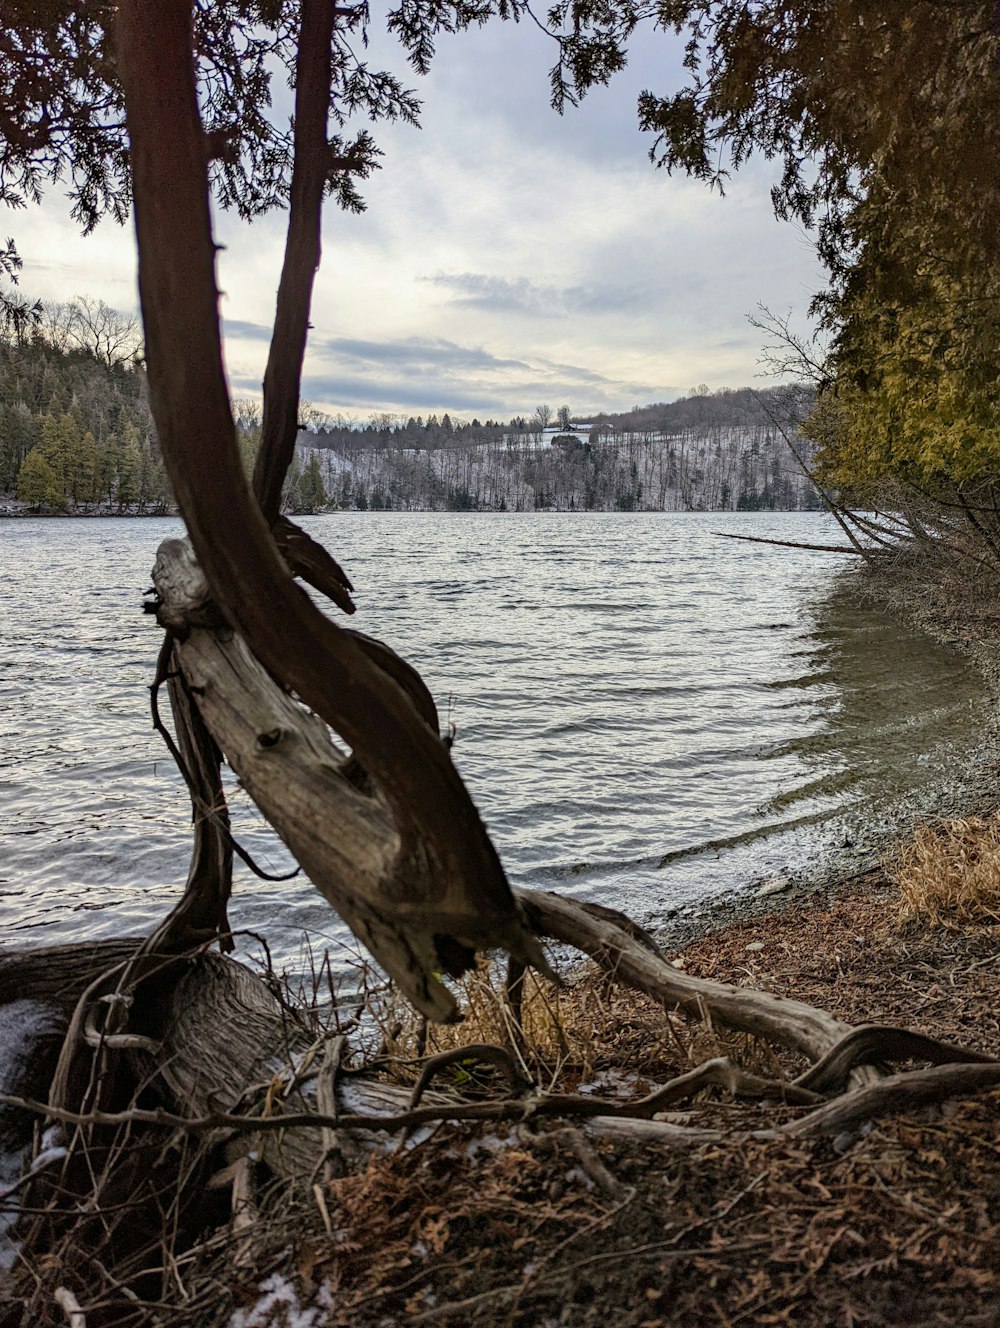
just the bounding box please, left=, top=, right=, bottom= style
left=0, top=513, right=991, bottom=968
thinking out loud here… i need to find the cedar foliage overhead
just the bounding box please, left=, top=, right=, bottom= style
left=2, top=0, right=997, bottom=1000
left=549, top=1, right=1000, bottom=490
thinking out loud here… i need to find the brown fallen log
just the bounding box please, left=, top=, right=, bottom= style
left=0, top=939, right=142, bottom=1011
left=5, top=926, right=998, bottom=1181
left=0, top=940, right=443, bottom=1179
left=144, top=949, right=425, bottom=1177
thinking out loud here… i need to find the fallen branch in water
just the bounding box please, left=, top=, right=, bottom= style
left=711, top=531, right=870, bottom=554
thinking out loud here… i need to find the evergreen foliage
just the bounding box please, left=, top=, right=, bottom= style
left=0, top=320, right=166, bottom=510
left=4, top=2, right=995, bottom=509
left=548, top=1, right=1000, bottom=498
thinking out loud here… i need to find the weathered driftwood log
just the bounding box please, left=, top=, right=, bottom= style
left=152, top=536, right=552, bottom=1023
left=0, top=940, right=437, bottom=1179
left=5, top=923, right=999, bottom=1184
left=516, top=888, right=851, bottom=1062
left=0, top=939, right=141, bottom=1011
left=144, top=950, right=434, bottom=1177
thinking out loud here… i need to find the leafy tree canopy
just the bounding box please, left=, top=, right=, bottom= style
left=548, top=2, right=998, bottom=273
left=548, top=2, right=1000, bottom=490
left=4, top=0, right=997, bottom=497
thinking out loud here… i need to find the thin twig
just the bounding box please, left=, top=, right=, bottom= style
left=408, top=1043, right=529, bottom=1111
left=12, top=1058, right=1000, bottom=1143
left=149, top=639, right=299, bottom=883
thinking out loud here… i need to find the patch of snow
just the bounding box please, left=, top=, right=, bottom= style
left=0, top=1144, right=28, bottom=1272
left=574, top=1068, right=643, bottom=1099
left=0, top=1124, right=67, bottom=1271
left=229, top=1273, right=336, bottom=1328
left=0, top=1000, right=62, bottom=1093
left=461, top=1129, right=517, bottom=1160
left=564, top=1166, right=594, bottom=1192
left=0, top=1001, right=65, bottom=1273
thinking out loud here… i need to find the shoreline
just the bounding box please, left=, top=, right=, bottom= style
left=652, top=565, right=1000, bottom=956
left=3, top=560, right=1000, bottom=1326
left=0, top=504, right=825, bottom=518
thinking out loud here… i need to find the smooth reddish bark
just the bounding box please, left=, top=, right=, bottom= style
left=253, top=0, right=334, bottom=523
left=114, top=1, right=537, bottom=968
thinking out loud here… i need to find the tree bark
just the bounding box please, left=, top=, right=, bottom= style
left=143, top=639, right=234, bottom=954
left=150, top=535, right=555, bottom=1020
left=516, top=888, right=851, bottom=1062
left=114, top=2, right=548, bottom=1020
left=253, top=0, right=335, bottom=523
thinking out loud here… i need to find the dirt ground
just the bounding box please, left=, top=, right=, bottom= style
left=211, top=871, right=1000, bottom=1328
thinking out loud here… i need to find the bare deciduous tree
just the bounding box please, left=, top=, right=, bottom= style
left=66, top=295, right=143, bottom=368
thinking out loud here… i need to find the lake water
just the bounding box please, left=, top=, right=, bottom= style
left=0, top=512, right=991, bottom=973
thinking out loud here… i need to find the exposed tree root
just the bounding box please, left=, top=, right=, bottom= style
left=5, top=884, right=1000, bottom=1328
left=3, top=912, right=997, bottom=1162
left=515, top=887, right=852, bottom=1062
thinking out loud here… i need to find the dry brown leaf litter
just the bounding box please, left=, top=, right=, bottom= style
left=216, top=870, right=1000, bottom=1328
left=7, top=848, right=1000, bottom=1327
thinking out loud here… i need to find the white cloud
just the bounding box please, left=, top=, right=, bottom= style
left=1, top=12, right=823, bottom=420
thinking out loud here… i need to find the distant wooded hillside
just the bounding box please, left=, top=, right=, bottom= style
left=0, top=322, right=819, bottom=517
left=0, top=312, right=165, bottom=512
left=292, top=385, right=821, bottom=513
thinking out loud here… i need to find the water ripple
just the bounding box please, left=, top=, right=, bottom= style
left=0, top=511, right=989, bottom=971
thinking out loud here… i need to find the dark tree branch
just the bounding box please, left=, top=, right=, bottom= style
left=115, top=1, right=549, bottom=1020
left=145, top=635, right=235, bottom=954
left=273, top=515, right=356, bottom=615
left=253, top=0, right=335, bottom=523
left=712, top=532, right=867, bottom=555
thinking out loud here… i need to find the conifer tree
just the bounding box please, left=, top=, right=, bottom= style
left=17, top=445, right=61, bottom=508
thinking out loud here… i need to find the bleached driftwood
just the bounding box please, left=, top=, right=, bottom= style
left=516, top=889, right=851, bottom=1062
left=152, top=535, right=552, bottom=1023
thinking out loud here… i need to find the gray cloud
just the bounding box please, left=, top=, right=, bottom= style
left=230, top=325, right=677, bottom=418
left=296, top=372, right=677, bottom=418
left=298, top=374, right=526, bottom=415
left=423, top=271, right=658, bottom=318
left=423, top=273, right=555, bottom=314
left=291, top=332, right=679, bottom=417
left=318, top=335, right=532, bottom=375
left=362, top=20, right=684, bottom=176
left=222, top=317, right=273, bottom=342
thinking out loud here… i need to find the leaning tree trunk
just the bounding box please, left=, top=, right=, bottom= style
left=114, top=0, right=548, bottom=1023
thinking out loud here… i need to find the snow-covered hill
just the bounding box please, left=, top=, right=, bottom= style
left=293, top=421, right=820, bottom=513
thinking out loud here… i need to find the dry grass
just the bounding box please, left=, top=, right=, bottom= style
left=9, top=815, right=1000, bottom=1327
left=891, top=813, right=1000, bottom=928
left=366, top=952, right=788, bottom=1103
left=9, top=863, right=1000, bottom=1328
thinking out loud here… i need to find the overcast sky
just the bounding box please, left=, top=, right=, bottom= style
left=6, top=14, right=823, bottom=423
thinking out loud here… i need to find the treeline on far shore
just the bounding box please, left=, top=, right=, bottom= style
left=0, top=315, right=820, bottom=516
left=292, top=385, right=821, bottom=514
left=0, top=303, right=166, bottom=513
